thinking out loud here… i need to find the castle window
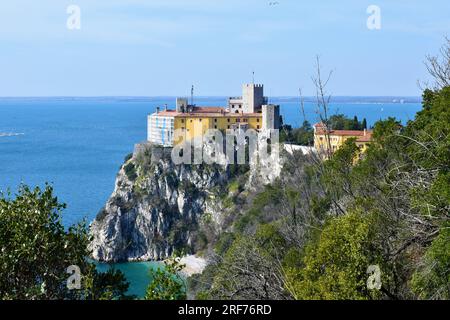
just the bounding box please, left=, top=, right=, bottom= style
left=257, top=118, right=260, bottom=123
left=190, top=119, right=193, bottom=123
left=227, top=119, right=230, bottom=122
left=199, top=119, right=202, bottom=122
left=227, top=125, right=230, bottom=129
left=237, top=118, right=240, bottom=123
left=232, top=104, right=235, bottom=108
left=214, top=119, right=217, bottom=122
left=239, top=105, right=242, bottom=108
left=257, top=125, right=260, bottom=129
left=181, top=119, right=185, bottom=123
left=214, top=125, right=217, bottom=129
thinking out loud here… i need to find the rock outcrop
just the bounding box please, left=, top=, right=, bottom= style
left=90, top=140, right=283, bottom=262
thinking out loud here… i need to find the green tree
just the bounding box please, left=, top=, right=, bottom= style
left=294, top=121, right=314, bottom=145
left=86, top=268, right=134, bottom=300
left=145, top=257, right=187, bottom=300
left=352, top=116, right=360, bottom=130
left=208, top=226, right=288, bottom=300
left=280, top=121, right=313, bottom=146
left=362, top=118, right=368, bottom=130
left=328, top=114, right=365, bottom=130
left=287, top=210, right=385, bottom=300
left=0, top=184, right=131, bottom=300
left=321, top=138, right=359, bottom=200
left=411, top=226, right=450, bottom=300
left=280, top=124, right=294, bottom=143
left=372, top=117, right=402, bottom=144
left=405, top=87, right=450, bottom=171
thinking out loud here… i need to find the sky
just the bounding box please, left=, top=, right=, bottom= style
left=0, top=0, right=449, bottom=97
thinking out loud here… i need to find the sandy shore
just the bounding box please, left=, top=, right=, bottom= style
left=179, top=255, right=208, bottom=276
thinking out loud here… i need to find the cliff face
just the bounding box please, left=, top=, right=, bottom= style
left=90, top=144, right=230, bottom=262
left=89, top=142, right=283, bottom=262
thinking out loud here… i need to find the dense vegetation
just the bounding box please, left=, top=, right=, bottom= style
left=280, top=121, right=314, bottom=145
left=187, top=84, right=449, bottom=300
left=186, top=38, right=450, bottom=300
left=328, top=114, right=368, bottom=130
left=0, top=185, right=132, bottom=300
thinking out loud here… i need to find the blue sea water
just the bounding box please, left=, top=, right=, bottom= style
left=0, top=96, right=422, bottom=297
left=95, top=261, right=163, bottom=298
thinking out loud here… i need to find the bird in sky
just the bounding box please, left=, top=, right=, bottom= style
left=269, top=1, right=280, bottom=6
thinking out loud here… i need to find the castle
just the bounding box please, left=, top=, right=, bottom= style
left=147, top=84, right=280, bottom=147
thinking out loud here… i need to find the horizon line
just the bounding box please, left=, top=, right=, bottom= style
left=0, top=95, right=423, bottom=99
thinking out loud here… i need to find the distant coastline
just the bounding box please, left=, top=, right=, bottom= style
left=0, top=96, right=422, bottom=104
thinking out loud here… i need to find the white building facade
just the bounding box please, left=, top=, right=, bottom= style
left=147, top=113, right=174, bottom=147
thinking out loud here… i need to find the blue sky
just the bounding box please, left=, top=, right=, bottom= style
left=0, top=0, right=448, bottom=97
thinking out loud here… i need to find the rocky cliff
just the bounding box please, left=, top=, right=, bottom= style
left=89, top=141, right=283, bottom=262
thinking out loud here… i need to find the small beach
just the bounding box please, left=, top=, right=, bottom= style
left=180, top=255, right=208, bottom=277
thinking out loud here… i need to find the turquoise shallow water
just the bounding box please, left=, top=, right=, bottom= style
left=95, top=261, right=163, bottom=298
left=0, top=96, right=422, bottom=297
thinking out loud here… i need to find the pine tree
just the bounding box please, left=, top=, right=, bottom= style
left=362, top=118, right=367, bottom=130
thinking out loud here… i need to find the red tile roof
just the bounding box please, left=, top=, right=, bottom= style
left=192, top=106, right=224, bottom=113
left=356, top=132, right=373, bottom=142
left=154, top=107, right=261, bottom=118
left=155, top=110, right=178, bottom=116
left=316, top=129, right=371, bottom=137
left=315, top=123, right=373, bottom=141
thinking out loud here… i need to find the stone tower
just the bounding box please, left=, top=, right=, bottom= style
left=242, top=84, right=265, bottom=113
left=176, top=98, right=188, bottom=113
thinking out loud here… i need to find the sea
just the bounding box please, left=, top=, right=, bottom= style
left=0, top=96, right=422, bottom=297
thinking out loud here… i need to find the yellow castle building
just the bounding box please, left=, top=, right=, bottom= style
left=313, top=122, right=373, bottom=156
left=148, top=84, right=280, bottom=147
